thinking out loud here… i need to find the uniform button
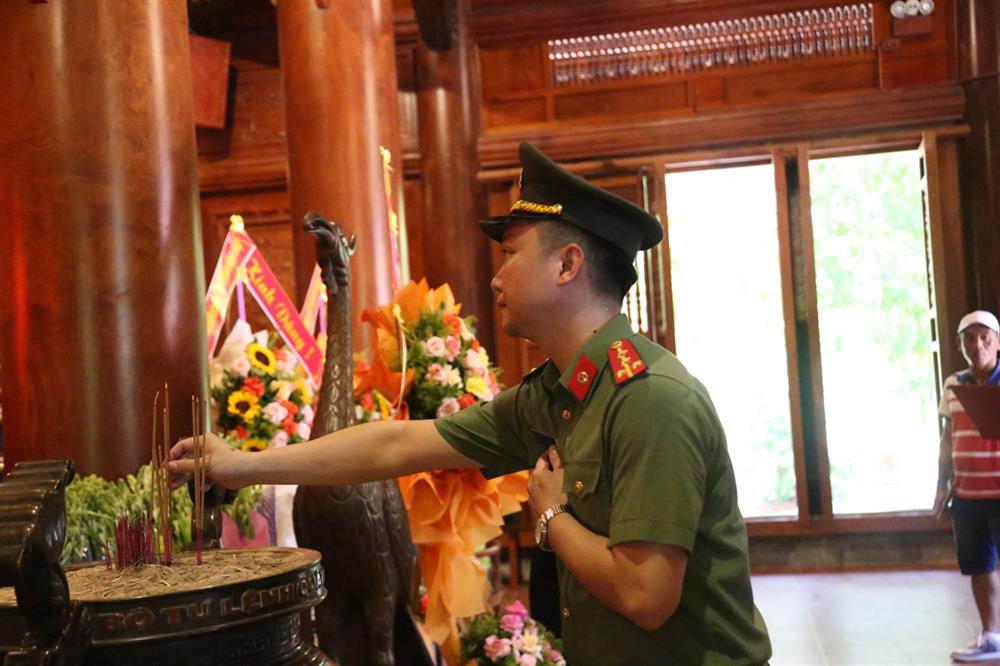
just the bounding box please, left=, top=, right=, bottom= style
left=562, top=607, right=571, bottom=619
left=561, top=409, right=572, bottom=421
left=574, top=480, right=584, bottom=492
left=576, top=370, right=590, bottom=384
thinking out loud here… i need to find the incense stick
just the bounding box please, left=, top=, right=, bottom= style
left=151, top=390, right=161, bottom=561
left=160, top=384, right=173, bottom=565
left=193, top=396, right=204, bottom=564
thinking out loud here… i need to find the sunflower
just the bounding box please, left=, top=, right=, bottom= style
left=227, top=390, right=261, bottom=423
left=247, top=342, right=277, bottom=375
left=241, top=439, right=268, bottom=452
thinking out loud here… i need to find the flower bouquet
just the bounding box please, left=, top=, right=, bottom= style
left=354, top=279, right=501, bottom=416
left=354, top=280, right=528, bottom=656
left=210, top=321, right=316, bottom=451
left=460, top=600, right=566, bottom=666
left=209, top=321, right=317, bottom=548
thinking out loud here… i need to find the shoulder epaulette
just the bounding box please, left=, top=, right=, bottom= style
left=608, top=338, right=648, bottom=386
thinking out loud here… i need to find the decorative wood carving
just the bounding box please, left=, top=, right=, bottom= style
left=548, top=4, right=874, bottom=87
left=475, top=0, right=955, bottom=136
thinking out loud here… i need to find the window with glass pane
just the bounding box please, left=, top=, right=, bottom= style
left=809, top=150, right=938, bottom=514
left=666, top=164, right=796, bottom=518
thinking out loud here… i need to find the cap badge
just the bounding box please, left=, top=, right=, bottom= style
left=510, top=199, right=563, bottom=216
left=609, top=339, right=647, bottom=385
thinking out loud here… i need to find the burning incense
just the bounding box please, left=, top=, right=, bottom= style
left=149, top=391, right=165, bottom=559
left=192, top=396, right=202, bottom=563
left=147, top=386, right=174, bottom=565
left=190, top=395, right=211, bottom=564
left=159, top=385, right=174, bottom=565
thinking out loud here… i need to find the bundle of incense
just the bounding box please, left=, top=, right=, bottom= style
left=114, top=514, right=156, bottom=569
left=151, top=386, right=174, bottom=565
left=191, top=396, right=207, bottom=564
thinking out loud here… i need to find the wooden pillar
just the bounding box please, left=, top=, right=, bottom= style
left=415, top=8, right=495, bottom=344
left=275, top=0, right=403, bottom=332
left=957, top=0, right=1000, bottom=314
left=0, top=0, right=207, bottom=478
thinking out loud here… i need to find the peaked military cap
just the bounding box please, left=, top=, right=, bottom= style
left=480, top=142, right=663, bottom=256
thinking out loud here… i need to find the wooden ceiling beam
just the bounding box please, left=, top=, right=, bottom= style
left=477, top=83, right=965, bottom=168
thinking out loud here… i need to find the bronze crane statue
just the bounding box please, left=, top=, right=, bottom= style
left=293, top=213, right=432, bottom=666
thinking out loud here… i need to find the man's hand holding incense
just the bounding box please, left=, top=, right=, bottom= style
left=167, top=433, right=252, bottom=490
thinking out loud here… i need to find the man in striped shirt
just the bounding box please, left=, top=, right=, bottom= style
left=935, top=310, right=1000, bottom=662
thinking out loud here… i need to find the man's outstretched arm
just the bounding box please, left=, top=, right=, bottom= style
left=168, top=419, right=480, bottom=489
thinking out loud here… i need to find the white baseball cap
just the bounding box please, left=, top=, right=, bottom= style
left=958, top=310, right=1000, bottom=335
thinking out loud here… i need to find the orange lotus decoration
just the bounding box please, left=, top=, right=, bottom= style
left=354, top=279, right=527, bottom=648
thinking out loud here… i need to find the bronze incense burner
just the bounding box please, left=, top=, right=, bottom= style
left=0, top=460, right=332, bottom=665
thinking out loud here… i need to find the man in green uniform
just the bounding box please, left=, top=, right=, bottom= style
left=169, top=143, right=771, bottom=665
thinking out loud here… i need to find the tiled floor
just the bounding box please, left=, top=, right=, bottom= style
left=752, top=569, right=998, bottom=665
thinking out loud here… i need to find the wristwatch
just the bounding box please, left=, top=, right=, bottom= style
left=535, top=503, right=569, bottom=552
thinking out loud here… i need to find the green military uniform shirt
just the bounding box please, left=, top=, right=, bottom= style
left=435, top=315, right=771, bottom=665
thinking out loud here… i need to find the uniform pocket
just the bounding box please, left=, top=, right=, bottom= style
left=562, top=458, right=601, bottom=497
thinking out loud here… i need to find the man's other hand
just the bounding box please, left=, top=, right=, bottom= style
left=528, top=445, right=568, bottom=516
left=932, top=488, right=950, bottom=519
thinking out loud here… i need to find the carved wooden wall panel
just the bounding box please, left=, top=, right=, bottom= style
left=473, top=0, right=957, bottom=163
left=197, top=58, right=288, bottom=193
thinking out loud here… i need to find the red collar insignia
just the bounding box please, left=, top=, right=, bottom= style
left=608, top=339, right=647, bottom=385
left=566, top=354, right=598, bottom=401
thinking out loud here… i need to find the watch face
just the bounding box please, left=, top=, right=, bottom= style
left=535, top=518, right=544, bottom=547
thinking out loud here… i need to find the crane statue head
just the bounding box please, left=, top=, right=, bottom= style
left=303, top=212, right=356, bottom=296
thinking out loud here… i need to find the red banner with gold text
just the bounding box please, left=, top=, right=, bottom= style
left=205, top=219, right=323, bottom=386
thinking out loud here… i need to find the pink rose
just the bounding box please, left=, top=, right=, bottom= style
left=463, top=348, right=486, bottom=375
left=487, top=372, right=501, bottom=396
left=444, top=336, right=461, bottom=361
left=296, top=422, right=311, bottom=440
left=421, top=336, right=446, bottom=358
left=549, top=649, right=565, bottom=666
left=263, top=402, right=289, bottom=425
left=503, top=600, right=529, bottom=618
left=427, top=363, right=449, bottom=385
left=499, top=613, right=524, bottom=634
left=518, top=655, right=537, bottom=666
left=483, top=635, right=512, bottom=660
left=270, top=430, right=289, bottom=448
left=436, top=397, right=461, bottom=418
